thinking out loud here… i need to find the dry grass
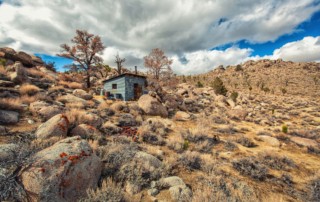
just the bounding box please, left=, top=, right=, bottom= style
left=79, top=178, right=125, bottom=202
left=0, top=98, right=22, bottom=111
left=58, top=80, right=83, bottom=89
left=66, top=102, right=85, bottom=109
left=26, top=68, right=45, bottom=78
left=48, top=85, right=65, bottom=93
left=20, top=95, right=38, bottom=104
left=19, top=84, right=40, bottom=96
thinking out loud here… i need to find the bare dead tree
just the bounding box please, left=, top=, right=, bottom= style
left=144, top=48, right=172, bottom=80
left=58, top=30, right=105, bottom=88
left=114, top=53, right=125, bottom=75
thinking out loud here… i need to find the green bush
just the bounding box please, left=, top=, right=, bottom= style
left=281, top=88, right=287, bottom=95
left=282, top=125, right=288, bottom=134
left=212, top=77, right=228, bottom=96
left=230, top=91, right=239, bottom=102
left=196, top=81, right=204, bottom=88
left=235, top=64, right=243, bottom=71
left=0, top=58, right=6, bottom=66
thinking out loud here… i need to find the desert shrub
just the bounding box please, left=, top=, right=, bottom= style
left=19, top=84, right=40, bottom=96
left=48, top=85, right=65, bottom=94
left=65, top=109, right=102, bottom=128
left=167, top=135, right=186, bottom=153
left=196, top=81, right=204, bottom=88
left=282, top=125, right=288, bottom=133
left=20, top=95, right=38, bottom=104
left=224, top=141, right=238, bottom=151
left=281, top=174, right=293, bottom=186
left=181, top=126, right=208, bottom=143
left=235, top=64, right=243, bottom=71
left=212, top=77, right=228, bottom=96
left=307, top=146, right=320, bottom=155
left=139, top=119, right=169, bottom=145
left=141, top=133, right=165, bottom=146
left=309, top=178, right=320, bottom=202
left=230, top=91, right=239, bottom=102
left=261, top=154, right=295, bottom=170
left=281, top=88, right=287, bottom=95
left=236, top=137, right=257, bottom=148
left=193, top=175, right=259, bottom=202
left=216, top=125, right=238, bottom=134
left=79, top=178, right=125, bottom=202
left=96, top=142, right=139, bottom=178
left=0, top=98, right=22, bottom=111
left=232, top=157, right=269, bottom=181
left=179, top=151, right=202, bottom=171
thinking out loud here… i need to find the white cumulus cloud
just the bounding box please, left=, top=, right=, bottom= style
left=0, top=0, right=319, bottom=74
left=271, top=36, right=320, bottom=62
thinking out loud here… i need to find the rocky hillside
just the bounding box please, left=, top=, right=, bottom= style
left=184, top=59, right=320, bottom=97
left=0, top=48, right=320, bottom=202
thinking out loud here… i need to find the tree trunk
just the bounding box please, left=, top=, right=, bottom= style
left=86, top=70, right=91, bottom=88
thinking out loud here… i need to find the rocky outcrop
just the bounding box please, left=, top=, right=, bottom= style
left=21, top=136, right=102, bottom=202
left=0, top=110, right=19, bottom=124
left=138, top=94, right=168, bottom=117
left=35, top=114, right=69, bottom=140
left=30, top=101, right=63, bottom=121
left=0, top=47, right=44, bottom=67
left=9, top=62, right=28, bottom=84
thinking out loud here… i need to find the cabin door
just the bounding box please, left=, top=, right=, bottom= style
left=133, top=83, right=142, bottom=100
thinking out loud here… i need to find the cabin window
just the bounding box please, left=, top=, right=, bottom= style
left=112, top=84, right=117, bottom=89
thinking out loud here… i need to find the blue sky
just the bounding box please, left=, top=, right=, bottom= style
left=0, top=0, right=320, bottom=74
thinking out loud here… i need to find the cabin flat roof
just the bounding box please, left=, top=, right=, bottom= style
left=103, top=73, right=147, bottom=83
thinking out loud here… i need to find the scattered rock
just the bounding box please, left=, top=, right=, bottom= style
left=138, top=94, right=168, bottom=117
left=38, top=105, right=63, bottom=121
left=257, top=135, right=281, bottom=147
left=134, top=151, right=163, bottom=170
left=71, top=124, right=102, bottom=139
left=160, top=176, right=186, bottom=188
left=291, top=136, right=318, bottom=147
left=58, top=94, right=87, bottom=105
left=0, top=110, right=19, bottom=124
left=73, top=89, right=93, bottom=100
left=148, top=188, right=159, bottom=196
left=35, top=114, right=69, bottom=140
left=169, top=185, right=192, bottom=201
left=227, top=109, right=248, bottom=121
left=174, top=111, right=191, bottom=121
left=21, top=136, right=101, bottom=202
left=0, top=80, right=15, bottom=87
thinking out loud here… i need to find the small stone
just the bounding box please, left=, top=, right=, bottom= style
left=27, top=119, right=35, bottom=124
left=148, top=188, right=159, bottom=196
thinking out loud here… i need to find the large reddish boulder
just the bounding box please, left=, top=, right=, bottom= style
left=21, top=136, right=102, bottom=201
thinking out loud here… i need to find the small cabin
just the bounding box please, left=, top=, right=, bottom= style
left=103, top=73, right=147, bottom=101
